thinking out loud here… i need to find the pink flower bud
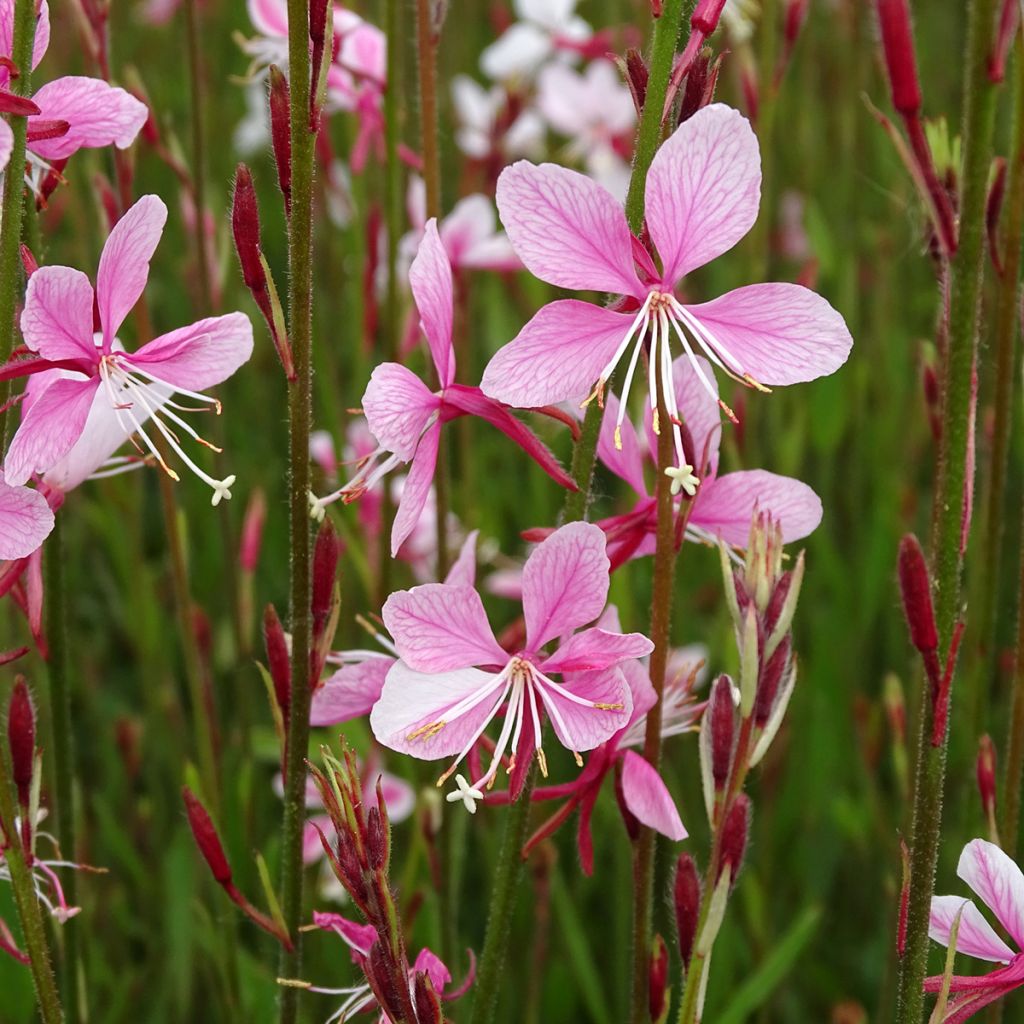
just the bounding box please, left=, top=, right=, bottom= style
left=673, top=852, right=701, bottom=967
left=709, top=676, right=735, bottom=790
left=897, top=534, right=937, bottom=660
left=990, top=0, right=1019, bottom=82
left=719, top=794, right=751, bottom=888
left=649, top=933, right=669, bottom=1022
left=312, top=519, right=341, bottom=640
left=239, top=488, right=267, bottom=574
left=268, top=66, right=292, bottom=217
left=263, top=604, right=291, bottom=721
left=977, top=734, right=997, bottom=821
left=678, top=48, right=721, bottom=126
left=182, top=786, right=233, bottom=886
left=875, top=0, right=922, bottom=117
left=624, top=48, right=648, bottom=115
left=755, top=635, right=790, bottom=727
left=7, top=676, right=35, bottom=810
left=19, top=244, right=37, bottom=278
left=690, top=0, right=726, bottom=36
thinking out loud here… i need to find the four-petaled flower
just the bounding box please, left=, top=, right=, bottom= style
left=370, top=521, right=652, bottom=799
left=481, top=103, right=852, bottom=490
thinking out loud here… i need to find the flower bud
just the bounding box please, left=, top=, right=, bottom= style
left=649, top=933, right=669, bottom=1022
left=263, top=604, right=291, bottom=721
left=897, top=838, right=910, bottom=956
left=673, top=852, right=701, bottom=968
left=7, top=676, right=35, bottom=810
left=977, top=734, right=998, bottom=824
left=678, top=48, right=721, bottom=126
left=619, top=48, right=648, bottom=117
left=19, top=244, right=37, bottom=278
left=738, top=606, right=760, bottom=718
left=182, top=786, right=232, bottom=886
left=987, top=156, right=1008, bottom=274
left=414, top=971, right=444, bottom=1024
left=754, top=635, right=790, bottom=727
left=239, top=488, right=266, bottom=575
left=897, top=534, right=938, bottom=669
left=990, top=0, right=1019, bottom=82
left=312, top=518, right=341, bottom=639
left=718, top=795, right=751, bottom=889
left=268, top=66, right=292, bottom=217
left=709, top=676, right=735, bottom=790
left=875, top=0, right=922, bottom=117
left=690, top=0, right=726, bottom=36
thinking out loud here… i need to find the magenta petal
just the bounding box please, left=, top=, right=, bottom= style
left=620, top=750, right=687, bottom=841
left=382, top=582, right=504, bottom=673
left=496, top=160, right=643, bottom=297
left=541, top=628, right=653, bottom=674
left=958, top=839, right=1024, bottom=949
left=390, top=420, right=440, bottom=556
left=444, top=529, right=479, bottom=587
left=683, top=283, right=853, bottom=386
left=481, top=300, right=637, bottom=409
left=20, top=266, right=96, bottom=361
left=313, top=911, right=376, bottom=955
left=413, top=948, right=451, bottom=992
left=930, top=895, right=1016, bottom=964
left=409, top=219, right=455, bottom=388
left=302, top=816, right=330, bottom=864
left=522, top=521, right=610, bottom=650
left=645, top=104, right=761, bottom=283
left=597, top=391, right=648, bottom=496
left=370, top=661, right=504, bottom=759
left=310, top=656, right=393, bottom=725
left=127, top=313, right=254, bottom=391
left=96, top=195, right=168, bottom=344
left=3, top=376, right=99, bottom=486
left=690, top=470, right=823, bottom=547
left=363, top=362, right=439, bottom=461
left=28, top=77, right=147, bottom=162
left=0, top=474, right=54, bottom=559
left=541, top=667, right=632, bottom=752
left=247, top=0, right=288, bottom=36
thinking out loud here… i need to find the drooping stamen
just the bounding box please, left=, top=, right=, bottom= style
left=582, top=292, right=654, bottom=409
left=613, top=318, right=649, bottom=450
left=647, top=306, right=661, bottom=435
left=664, top=314, right=738, bottom=424
left=480, top=675, right=523, bottom=789
left=671, top=299, right=772, bottom=394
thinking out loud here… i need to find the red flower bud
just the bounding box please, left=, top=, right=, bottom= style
left=709, top=676, right=735, bottom=790
left=690, top=0, right=726, bottom=36
left=719, top=794, right=751, bottom=888
left=988, top=156, right=1008, bottom=274
left=312, top=518, right=341, bottom=639
left=990, top=0, right=1019, bottom=83
left=182, top=786, right=232, bottom=886
left=678, top=48, right=721, bottom=126
left=19, top=245, right=37, bottom=278
left=268, top=66, right=292, bottom=217
left=649, top=933, right=669, bottom=1022
left=624, top=48, right=648, bottom=116
left=755, top=635, right=791, bottom=727
left=239, top=487, right=267, bottom=574
left=673, top=852, right=701, bottom=967
left=7, top=677, right=35, bottom=810
left=263, top=604, right=291, bottom=721
left=875, top=0, right=922, bottom=117
left=897, top=534, right=937, bottom=659
left=414, top=971, right=444, bottom=1024
left=977, top=734, right=998, bottom=821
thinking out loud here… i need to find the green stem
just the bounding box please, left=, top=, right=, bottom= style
left=0, top=0, right=36, bottom=444
left=895, top=1, right=1000, bottom=1020
left=1004, top=510, right=1024, bottom=856
left=276, top=0, right=316, bottom=1016
left=44, top=519, right=82, bottom=1024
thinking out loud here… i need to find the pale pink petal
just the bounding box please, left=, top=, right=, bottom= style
left=0, top=0, right=48, bottom=75
left=620, top=750, right=687, bottom=841
left=683, top=283, right=853, bottom=386
left=126, top=313, right=254, bottom=391
left=409, top=219, right=455, bottom=387
left=374, top=771, right=416, bottom=823
left=0, top=474, right=54, bottom=559
left=96, top=195, right=167, bottom=344
left=930, top=894, right=1016, bottom=963
left=619, top=658, right=657, bottom=732
left=670, top=354, right=722, bottom=475
left=413, top=949, right=451, bottom=993
left=541, top=628, right=653, bottom=674
left=20, top=266, right=96, bottom=360
left=690, top=470, right=822, bottom=547
left=370, top=661, right=504, bottom=759
left=382, top=582, right=503, bottom=673
left=0, top=119, right=11, bottom=171
left=541, top=667, right=632, bottom=751
left=248, top=0, right=288, bottom=37
left=522, top=521, right=610, bottom=650
left=496, top=160, right=642, bottom=297
left=444, top=529, right=479, bottom=587
left=3, top=377, right=99, bottom=486
left=302, top=816, right=330, bottom=864
left=481, top=300, right=636, bottom=408
left=597, top=391, right=648, bottom=496
left=28, top=77, right=147, bottom=162
left=390, top=420, right=441, bottom=556
left=311, top=656, right=392, bottom=725
left=958, top=839, right=1024, bottom=948
left=646, top=104, right=761, bottom=284
left=362, top=362, right=439, bottom=460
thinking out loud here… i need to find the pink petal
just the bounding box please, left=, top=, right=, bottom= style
left=311, top=656, right=393, bottom=725
left=0, top=119, right=11, bottom=171
left=597, top=391, right=648, bottom=496
left=413, top=949, right=451, bottom=992
left=541, top=628, right=653, bottom=674
left=409, top=219, right=455, bottom=388
left=619, top=657, right=657, bottom=733
left=373, top=771, right=416, bottom=823
left=390, top=419, right=440, bottom=556
left=3, top=376, right=99, bottom=486
left=126, top=312, right=254, bottom=391
left=645, top=104, right=761, bottom=283
left=382, top=582, right=504, bottom=673
left=958, top=839, right=1024, bottom=949
left=313, top=911, right=376, bottom=955
left=670, top=354, right=722, bottom=475
left=496, top=160, right=642, bottom=297
left=0, top=475, right=54, bottom=559
left=522, top=521, right=610, bottom=651
left=370, top=661, right=504, bottom=759
left=683, top=283, right=853, bottom=386
left=20, top=266, right=96, bottom=361
left=97, top=195, right=167, bottom=344
left=28, top=77, right=147, bottom=162
left=362, top=362, right=439, bottom=461
left=690, top=470, right=822, bottom=547
left=247, top=0, right=288, bottom=36
left=481, top=299, right=636, bottom=408
left=302, top=816, right=330, bottom=864
left=930, top=894, right=1015, bottom=964
left=541, top=667, right=632, bottom=752
left=620, top=750, right=687, bottom=841
left=0, top=0, right=49, bottom=76
left=444, top=529, right=479, bottom=587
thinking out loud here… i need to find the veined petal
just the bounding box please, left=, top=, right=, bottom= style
left=382, top=582, right=504, bottom=673
left=930, top=895, right=1016, bottom=964
left=958, top=839, right=1024, bottom=949
left=310, top=656, right=393, bottom=726
left=620, top=750, right=687, bottom=841
left=496, top=160, right=642, bottom=296
left=370, top=661, right=505, bottom=759
left=363, top=362, right=439, bottom=461
left=597, top=391, right=648, bottom=496
left=390, top=419, right=441, bottom=556
left=20, top=265, right=96, bottom=361
left=97, top=195, right=168, bottom=344
left=541, top=628, right=653, bottom=674
left=522, top=521, right=610, bottom=650
left=683, top=283, right=852, bottom=386
left=690, top=470, right=823, bottom=547
left=646, top=104, right=761, bottom=283
left=0, top=474, right=54, bottom=559
left=540, top=666, right=632, bottom=751
left=481, top=300, right=638, bottom=408
left=444, top=529, right=479, bottom=588
left=0, top=0, right=49, bottom=74
left=28, top=77, right=147, bottom=161
left=670, top=354, right=722, bottom=476
left=409, top=219, right=455, bottom=388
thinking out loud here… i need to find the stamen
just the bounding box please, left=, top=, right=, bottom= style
left=665, top=314, right=739, bottom=424
left=648, top=308, right=661, bottom=435
left=614, top=320, right=649, bottom=448
left=582, top=292, right=655, bottom=409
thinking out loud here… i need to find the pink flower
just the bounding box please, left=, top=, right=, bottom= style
left=0, top=0, right=146, bottom=182
left=1, top=196, right=253, bottom=502
left=927, top=839, right=1024, bottom=1021
left=370, top=522, right=652, bottom=800
left=313, top=220, right=576, bottom=555
left=590, top=354, right=821, bottom=567
left=480, top=0, right=591, bottom=82
left=451, top=75, right=544, bottom=162
left=481, top=103, right=852, bottom=490
left=0, top=472, right=53, bottom=560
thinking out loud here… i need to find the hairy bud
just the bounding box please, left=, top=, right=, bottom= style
left=182, top=786, right=232, bottom=886
left=674, top=852, right=701, bottom=967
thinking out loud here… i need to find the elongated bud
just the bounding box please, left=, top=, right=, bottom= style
left=182, top=786, right=232, bottom=886
left=312, top=519, right=341, bottom=639
left=690, top=0, right=726, bottom=35
left=990, top=0, right=1019, bottom=82
left=414, top=972, right=444, bottom=1024
left=709, top=676, right=735, bottom=790
left=977, top=734, right=998, bottom=832
left=649, top=933, right=669, bottom=1022
left=268, top=66, right=292, bottom=217
left=987, top=157, right=1008, bottom=274
left=308, top=0, right=331, bottom=130
left=738, top=607, right=760, bottom=718
left=7, top=677, right=35, bottom=809
left=263, top=604, right=291, bottom=719
left=239, top=488, right=266, bottom=574
left=754, top=635, right=790, bottom=727
left=718, top=795, right=751, bottom=888
left=624, top=48, right=648, bottom=115
left=674, top=853, right=701, bottom=968
left=678, top=48, right=721, bottom=126
left=19, top=244, right=37, bottom=277
left=897, top=534, right=938, bottom=667
left=875, top=0, right=922, bottom=117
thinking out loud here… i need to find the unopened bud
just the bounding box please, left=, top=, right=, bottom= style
left=709, top=676, right=735, bottom=790
left=309, top=0, right=331, bottom=129
left=268, top=66, right=292, bottom=217
left=673, top=852, right=701, bottom=967
left=754, top=635, right=790, bottom=727
left=738, top=607, right=760, bottom=718
left=366, top=805, right=387, bottom=872
left=988, top=156, right=1008, bottom=274
left=691, top=0, right=726, bottom=36
left=977, top=734, right=998, bottom=823
left=990, top=0, right=1019, bottom=83
left=678, top=48, right=721, bottom=126
left=719, top=794, right=751, bottom=888
left=7, top=677, right=35, bottom=809
left=312, top=519, right=341, bottom=639
left=19, top=244, right=37, bottom=277
left=182, top=786, right=232, bottom=886
left=413, top=971, right=444, bottom=1024
left=624, top=48, right=648, bottom=115
left=897, top=534, right=938, bottom=660
left=875, top=0, right=922, bottom=117
left=263, top=604, right=291, bottom=720
left=239, top=488, right=266, bottom=574
left=649, top=933, right=669, bottom=1022
left=897, top=838, right=910, bottom=956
